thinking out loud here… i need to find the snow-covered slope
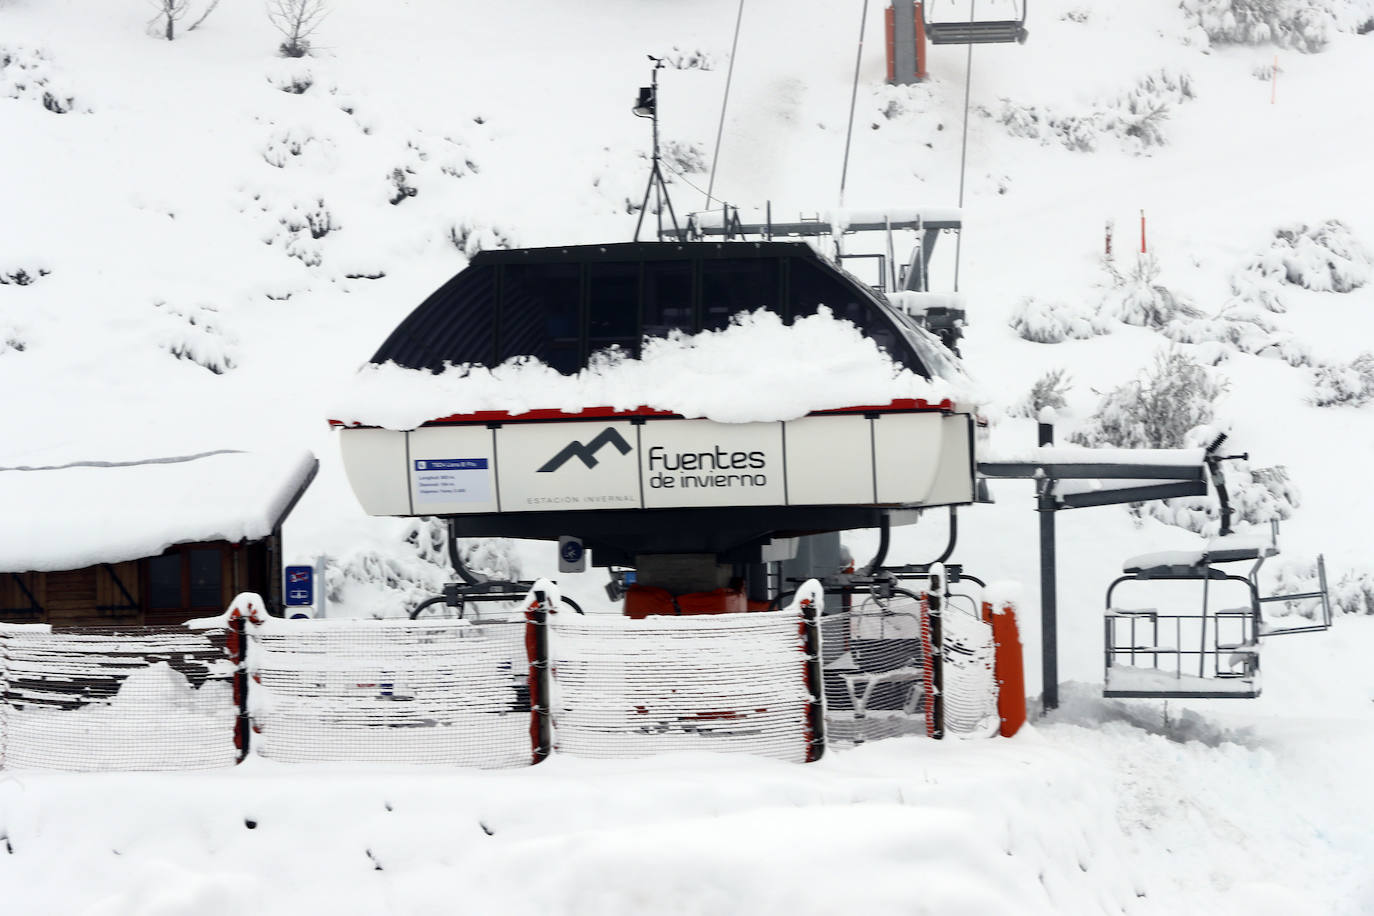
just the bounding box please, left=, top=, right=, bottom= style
left=5, top=0, right=1374, bottom=911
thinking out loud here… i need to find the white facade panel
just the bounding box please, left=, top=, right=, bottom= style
left=407, top=425, right=499, bottom=514
left=783, top=414, right=875, bottom=505
left=640, top=420, right=784, bottom=509
left=923, top=414, right=975, bottom=507
left=339, top=428, right=412, bottom=516
left=872, top=411, right=945, bottom=504
left=497, top=421, right=642, bottom=513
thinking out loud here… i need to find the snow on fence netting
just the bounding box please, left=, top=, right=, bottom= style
left=546, top=610, right=820, bottom=763
left=0, top=623, right=240, bottom=771
left=247, top=616, right=534, bottom=768
left=820, top=594, right=929, bottom=746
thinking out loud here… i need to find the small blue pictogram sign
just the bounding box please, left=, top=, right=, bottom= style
left=285, top=565, right=314, bottom=607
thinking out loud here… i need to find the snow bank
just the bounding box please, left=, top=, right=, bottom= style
left=329, top=308, right=964, bottom=429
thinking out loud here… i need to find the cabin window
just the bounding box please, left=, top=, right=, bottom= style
left=499, top=263, right=581, bottom=374
left=145, top=546, right=227, bottom=616
left=700, top=258, right=779, bottom=331
left=148, top=554, right=182, bottom=609
left=188, top=549, right=222, bottom=608
left=787, top=257, right=904, bottom=370
left=587, top=262, right=640, bottom=359
left=643, top=260, right=694, bottom=341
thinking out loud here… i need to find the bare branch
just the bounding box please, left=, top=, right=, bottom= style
left=188, top=0, right=223, bottom=32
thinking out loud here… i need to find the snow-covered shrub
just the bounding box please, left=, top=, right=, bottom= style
left=387, top=167, right=417, bottom=204
left=1310, top=352, right=1374, bottom=406
left=328, top=518, right=523, bottom=617
left=1232, top=221, right=1372, bottom=313
left=1136, top=435, right=1299, bottom=536
left=448, top=221, right=514, bottom=257
left=1180, top=0, right=1374, bottom=52
left=1099, top=254, right=1200, bottom=330
left=1163, top=305, right=1311, bottom=366
left=663, top=46, right=716, bottom=70
left=0, top=46, right=80, bottom=114
left=0, top=329, right=25, bottom=355
left=989, top=70, right=1193, bottom=153
left=260, top=128, right=334, bottom=169
left=243, top=194, right=338, bottom=267
left=155, top=302, right=237, bottom=375
left=661, top=140, right=707, bottom=176
left=1009, top=368, right=1072, bottom=418
left=1073, top=350, right=1226, bottom=450
left=1330, top=568, right=1374, bottom=615
left=0, top=264, right=49, bottom=285
left=1275, top=220, right=1369, bottom=292
left=1008, top=296, right=1112, bottom=343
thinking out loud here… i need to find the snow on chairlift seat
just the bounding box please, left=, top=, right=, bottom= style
left=1121, top=530, right=1278, bottom=576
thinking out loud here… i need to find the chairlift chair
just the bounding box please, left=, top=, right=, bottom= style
left=1103, top=435, right=1332, bottom=699
left=923, top=0, right=1028, bottom=45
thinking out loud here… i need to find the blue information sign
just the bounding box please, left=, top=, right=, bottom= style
left=284, top=565, right=314, bottom=607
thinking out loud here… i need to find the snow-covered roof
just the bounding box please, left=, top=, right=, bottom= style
left=330, top=308, right=974, bottom=430
left=0, top=450, right=318, bottom=573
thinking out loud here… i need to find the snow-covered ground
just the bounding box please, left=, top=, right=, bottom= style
left=5, top=0, right=1374, bottom=911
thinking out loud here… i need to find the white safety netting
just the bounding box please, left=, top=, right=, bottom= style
left=247, top=617, right=533, bottom=768
left=939, top=608, right=1000, bottom=738
left=820, top=593, right=929, bottom=746
left=0, top=625, right=238, bottom=771
left=547, top=610, right=815, bottom=763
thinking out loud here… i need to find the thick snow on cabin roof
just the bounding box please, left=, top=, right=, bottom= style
left=0, top=449, right=318, bottom=573
left=330, top=307, right=976, bottom=430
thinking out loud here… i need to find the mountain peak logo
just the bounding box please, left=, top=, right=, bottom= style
left=537, top=428, right=633, bottom=472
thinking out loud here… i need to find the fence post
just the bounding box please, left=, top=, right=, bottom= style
left=524, top=591, right=552, bottom=764
left=921, top=583, right=945, bottom=739
left=228, top=610, right=250, bottom=762
left=799, top=594, right=826, bottom=762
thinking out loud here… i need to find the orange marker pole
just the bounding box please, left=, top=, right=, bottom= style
left=1271, top=55, right=1278, bottom=104
left=1140, top=210, right=1146, bottom=254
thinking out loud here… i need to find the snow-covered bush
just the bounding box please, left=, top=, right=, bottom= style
left=1099, top=254, right=1200, bottom=330
left=387, top=166, right=417, bottom=204
left=990, top=70, right=1193, bottom=153
left=1009, top=368, right=1072, bottom=418
left=662, top=46, right=716, bottom=70
left=243, top=194, right=339, bottom=267
left=661, top=140, right=707, bottom=176
left=328, top=518, right=523, bottom=617
left=0, top=264, right=49, bottom=285
left=1180, top=0, right=1374, bottom=52
left=1163, top=305, right=1311, bottom=366
left=1, top=46, right=80, bottom=114
left=0, top=329, right=25, bottom=355
left=1134, top=432, right=1299, bottom=536
left=1233, top=220, right=1373, bottom=310
left=1008, top=296, right=1112, bottom=343
left=1310, top=352, right=1374, bottom=406
left=260, top=128, right=334, bottom=169
left=1073, top=350, right=1226, bottom=450
left=155, top=302, right=237, bottom=375
left=448, top=221, right=514, bottom=257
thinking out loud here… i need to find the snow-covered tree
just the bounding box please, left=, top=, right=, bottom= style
left=268, top=0, right=329, bottom=58
left=1073, top=349, right=1225, bottom=450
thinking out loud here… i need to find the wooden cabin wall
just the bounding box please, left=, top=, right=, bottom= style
left=0, top=537, right=281, bottom=628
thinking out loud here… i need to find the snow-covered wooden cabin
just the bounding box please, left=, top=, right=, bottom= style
left=0, top=450, right=317, bottom=627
